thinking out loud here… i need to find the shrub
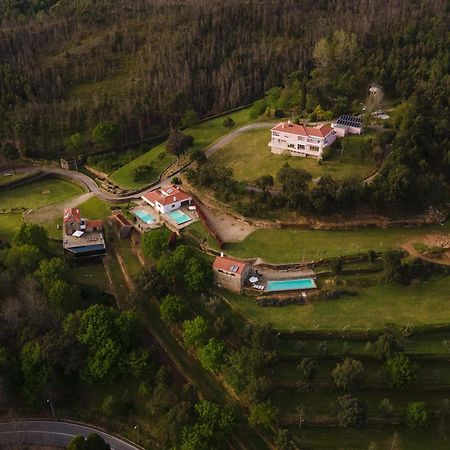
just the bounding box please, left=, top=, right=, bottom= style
left=160, top=295, right=186, bottom=324
left=332, top=357, right=364, bottom=391
left=223, top=117, right=235, bottom=128
left=384, top=353, right=418, bottom=390
left=405, top=402, right=430, bottom=429
left=336, top=394, right=367, bottom=428
left=378, top=398, right=394, bottom=418
left=132, top=165, right=153, bottom=182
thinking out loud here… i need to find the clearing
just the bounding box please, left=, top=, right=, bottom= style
left=209, top=127, right=378, bottom=186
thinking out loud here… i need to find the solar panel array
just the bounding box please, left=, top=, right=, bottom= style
left=229, top=265, right=239, bottom=273
left=336, top=115, right=362, bottom=128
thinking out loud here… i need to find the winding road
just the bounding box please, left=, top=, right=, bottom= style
left=0, top=420, right=140, bottom=450
left=7, top=120, right=384, bottom=202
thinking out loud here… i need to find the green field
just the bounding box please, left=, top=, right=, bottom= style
left=209, top=127, right=377, bottom=185
left=296, top=425, right=449, bottom=450
left=0, top=169, right=41, bottom=186
left=0, top=178, right=84, bottom=240
left=110, top=107, right=253, bottom=189
left=224, top=221, right=450, bottom=263
left=222, top=274, right=450, bottom=332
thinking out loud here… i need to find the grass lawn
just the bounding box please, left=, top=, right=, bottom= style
left=71, top=260, right=111, bottom=292
left=209, top=127, right=377, bottom=186
left=0, top=169, right=40, bottom=186
left=110, top=107, right=253, bottom=189
left=222, top=274, right=450, bottom=332
left=184, top=220, right=219, bottom=249
left=224, top=221, right=450, bottom=263
left=109, top=145, right=175, bottom=189
left=296, top=425, right=450, bottom=450
left=0, top=178, right=84, bottom=240
left=115, top=238, right=142, bottom=280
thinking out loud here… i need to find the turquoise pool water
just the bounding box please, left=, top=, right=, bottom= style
left=266, top=278, right=316, bottom=292
left=168, top=209, right=191, bottom=225
left=134, top=209, right=155, bottom=224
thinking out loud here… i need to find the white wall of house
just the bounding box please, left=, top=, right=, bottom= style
left=143, top=197, right=191, bottom=214
left=269, top=129, right=337, bottom=160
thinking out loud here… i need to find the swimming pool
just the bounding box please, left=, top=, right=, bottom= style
left=168, top=209, right=191, bottom=225
left=134, top=209, right=155, bottom=224
left=266, top=278, right=317, bottom=292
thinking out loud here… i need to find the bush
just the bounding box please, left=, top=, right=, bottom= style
left=249, top=99, right=268, bottom=119
left=332, top=357, right=364, bottom=391
left=336, top=394, right=367, bottom=428
left=405, top=402, right=430, bottom=429
left=274, top=108, right=284, bottom=118
left=133, top=164, right=153, bottom=182
left=160, top=295, right=186, bottom=323
left=378, top=398, right=394, bottom=418
left=223, top=117, right=235, bottom=128
left=384, top=353, right=418, bottom=390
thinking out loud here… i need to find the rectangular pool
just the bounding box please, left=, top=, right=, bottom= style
left=134, top=209, right=155, bottom=224
left=168, top=209, right=191, bottom=225
left=266, top=278, right=317, bottom=292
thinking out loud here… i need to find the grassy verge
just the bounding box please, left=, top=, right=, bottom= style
left=222, top=274, right=450, bottom=332
left=210, top=127, right=377, bottom=186
left=110, top=107, right=253, bottom=189
left=224, top=221, right=450, bottom=263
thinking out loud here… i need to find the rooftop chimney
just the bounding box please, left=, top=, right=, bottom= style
left=220, top=252, right=224, bottom=257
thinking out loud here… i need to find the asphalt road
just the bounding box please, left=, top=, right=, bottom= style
left=0, top=420, right=140, bottom=450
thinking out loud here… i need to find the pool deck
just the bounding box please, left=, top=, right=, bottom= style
left=130, top=205, right=162, bottom=232
left=131, top=202, right=199, bottom=233
left=163, top=207, right=199, bottom=230
left=243, top=266, right=317, bottom=296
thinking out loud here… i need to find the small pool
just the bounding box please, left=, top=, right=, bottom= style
left=134, top=209, right=155, bottom=224
left=266, top=278, right=317, bottom=292
left=168, top=209, right=191, bottom=225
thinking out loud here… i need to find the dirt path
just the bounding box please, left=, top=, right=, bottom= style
left=402, top=239, right=450, bottom=266
left=26, top=192, right=94, bottom=226
left=192, top=193, right=255, bottom=242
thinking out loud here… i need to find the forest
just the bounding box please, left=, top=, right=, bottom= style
left=0, top=0, right=448, bottom=162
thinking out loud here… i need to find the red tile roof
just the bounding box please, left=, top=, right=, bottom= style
left=272, top=122, right=333, bottom=138
left=63, top=208, right=80, bottom=223
left=112, top=213, right=131, bottom=227
left=142, top=185, right=191, bottom=206
left=213, top=256, right=249, bottom=275
left=86, top=219, right=103, bottom=229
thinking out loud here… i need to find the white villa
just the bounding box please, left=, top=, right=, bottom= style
left=269, top=121, right=337, bottom=160
left=141, top=185, right=192, bottom=214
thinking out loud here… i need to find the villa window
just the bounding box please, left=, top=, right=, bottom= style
left=298, top=144, right=305, bottom=149
left=288, top=143, right=295, bottom=149
left=309, top=146, right=319, bottom=152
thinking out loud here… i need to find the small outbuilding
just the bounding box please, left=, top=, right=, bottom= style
left=213, top=255, right=251, bottom=293
left=109, top=213, right=133, bottom=238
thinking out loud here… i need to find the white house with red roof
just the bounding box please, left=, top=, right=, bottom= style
left=269, top=121, right=337, bottom=159
left=141, top=185, right=192, bottom=214
left=213, top=255, right=251, bottom=293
